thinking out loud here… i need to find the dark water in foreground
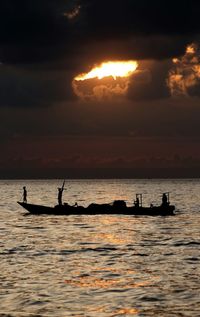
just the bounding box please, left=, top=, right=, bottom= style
left=0, top=179, right=200, bottom=317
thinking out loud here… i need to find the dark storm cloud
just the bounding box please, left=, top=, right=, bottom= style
left=0, top=65, right=75, bottom=107
left=0, top=0, right=74, bottom=64
left=187, top=82, right=200, bottom=97
left=128, top=60, right=171, bottom=100
left=79, top=0, right=200, bottom=37
left=1, top=0, right=200, bottom=65
left=1, top=1, right=200, bottom=107
left=75, top=0, right=200, bottom=62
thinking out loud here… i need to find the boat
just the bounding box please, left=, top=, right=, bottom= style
left=17, top=193, right=175, bottom=216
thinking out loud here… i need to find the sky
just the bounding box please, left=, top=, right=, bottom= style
left=1, top=0, right=200, bottom=178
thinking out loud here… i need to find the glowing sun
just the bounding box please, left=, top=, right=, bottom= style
left=73, top=60, right=138, bottom=100
left=75, top=60, right=138, bottom=81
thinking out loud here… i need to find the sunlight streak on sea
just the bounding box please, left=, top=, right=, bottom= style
left=0, top=179, right=200, bottom=316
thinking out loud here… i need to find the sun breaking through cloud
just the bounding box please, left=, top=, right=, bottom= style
left=73, top=60, right=138, bottom=100
left=75, top=61, right=138, bottom=81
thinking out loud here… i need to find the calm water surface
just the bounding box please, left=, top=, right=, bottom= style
left=0, top=179, right=200, bottom=316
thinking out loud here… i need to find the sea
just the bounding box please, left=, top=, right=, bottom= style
left=0, top=179, right=200, bottom=317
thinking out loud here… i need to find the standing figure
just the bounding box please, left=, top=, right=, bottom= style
left=58, top=187, right=63, bottom=205
left=134, top=197, right=139, bottom=207
left=23, top=186, right=27, bottom=203
left=57, top=181, right=65, bottom=205
left=162, top=193, right=168, bottom=206
left=134, top=194, right=142, bottom=208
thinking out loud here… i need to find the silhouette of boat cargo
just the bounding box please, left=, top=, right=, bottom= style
left=18, top=198, right=175, bottom=216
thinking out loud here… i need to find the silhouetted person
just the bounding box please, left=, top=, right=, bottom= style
left=57, top=180, right=65, bottom=206
left=23, top=186, right=27, bottom=203
left=134, top=197, right=139, bottom=207
left=58, top=187, right=64, bottom=205
left=162, top=193, right=168, bottom=206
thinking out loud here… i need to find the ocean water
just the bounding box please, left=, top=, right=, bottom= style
left=0, top=179, right=200, bottom=317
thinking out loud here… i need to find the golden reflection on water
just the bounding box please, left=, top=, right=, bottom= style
left=96, top=232, right=132, bottom=245
left=65, top=277, right=118, bottom=288
left=99, top=215, right=142, bottom=225
left=64, top=275, right=151, bottom=289
left=111, top=308, right=139, bottom=316
left=86, top=306, right=139, bottom=316
left=91, top=215, right=141, bottom=245
left=91, top=267, right=136, bottom=275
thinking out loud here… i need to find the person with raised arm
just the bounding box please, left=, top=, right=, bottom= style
left=58, top=180, right=65, bottom=205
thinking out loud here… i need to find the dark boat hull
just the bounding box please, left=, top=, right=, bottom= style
left=18, top=202, right=175, bottom=216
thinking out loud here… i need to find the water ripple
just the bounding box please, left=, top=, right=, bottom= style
left=0, top=179, right=200, bottom=316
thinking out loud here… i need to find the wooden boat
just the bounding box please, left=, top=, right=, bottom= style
left=17, top=198, right=175, bottom=216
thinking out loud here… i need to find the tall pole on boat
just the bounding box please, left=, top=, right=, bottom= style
left=166, top=192, right=170, bottom=204
left=62, top=180, right=65, bottom=191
